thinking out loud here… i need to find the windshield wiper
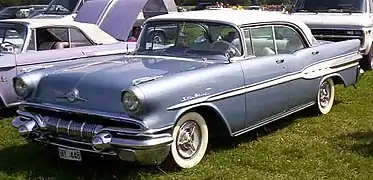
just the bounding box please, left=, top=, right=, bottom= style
left=327, top=7, right=362, bottom=14
left=294, top=9, right=319, bottom=14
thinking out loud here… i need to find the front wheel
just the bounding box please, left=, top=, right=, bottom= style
left=313, top=78, right=335, bottom=114
left=164, top=112, right=209, bottom=169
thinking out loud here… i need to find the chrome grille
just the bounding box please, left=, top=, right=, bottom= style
left=44, top=116, right=102, bottom=139
left=311, top=29, right=364, bottom=44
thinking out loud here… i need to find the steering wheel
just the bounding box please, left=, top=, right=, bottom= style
left=211, top=40, right=241, bottom=57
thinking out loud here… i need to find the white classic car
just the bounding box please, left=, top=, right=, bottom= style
left=0, top=0, right=178, bottom=110
left=289, top=0, right=373, bottom=71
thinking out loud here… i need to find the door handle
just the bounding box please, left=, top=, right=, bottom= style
left=312, top=51, right=319, bottom=55
left=276, top=59, right=284, bottom=64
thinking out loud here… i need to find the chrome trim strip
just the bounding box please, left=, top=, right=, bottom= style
left=80, top=122, right=85, bottom=138
left=34, top=138, right=117, bottom=155
left=110, top=136, right=173, bottom=149
left=56, top=118, right=61, bottom=134
left=233, top=102, right=314, bottom=136
left=67, top=120, right=72, bottom=136
left=19, top=102, right=148, bottom=130
left=314, top=35, right=363, bottom=39
left=167, top=51, right=361, bottom=110
left=38, top=132, right=173, bottom=150
left=15, top=109, right=173, bottom=137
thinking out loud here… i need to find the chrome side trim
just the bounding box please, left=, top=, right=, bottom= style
left=233, top=102, right=315, bottom=137
left=167, top=52, right=361, bottom=110
left=314, top=35, right=363, bottom=39
left=34, top=138, right=117, bottom=155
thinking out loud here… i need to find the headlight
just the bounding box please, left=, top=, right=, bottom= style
left=13, top=78, right=30, bottom=98
left=122, top=91, right=140, bottom=112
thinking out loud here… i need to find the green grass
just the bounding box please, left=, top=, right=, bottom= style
left=1, top=72, right=373, bottom=179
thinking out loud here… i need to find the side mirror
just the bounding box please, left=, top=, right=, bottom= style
left=224, top=49, right=235, bottom=61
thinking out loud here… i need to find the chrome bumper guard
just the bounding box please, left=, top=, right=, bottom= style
left=12, top=110, right=173, bottom=165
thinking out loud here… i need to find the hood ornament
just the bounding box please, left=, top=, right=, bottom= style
left=58, top=89, right=88, bottom=102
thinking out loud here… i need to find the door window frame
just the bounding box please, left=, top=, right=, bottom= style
left=241, top=22, right=310, bottom=59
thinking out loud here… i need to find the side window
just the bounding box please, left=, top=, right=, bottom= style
left=274, top=26, right=305, bottom=54
left=47, top=27, right=69, bottom=41
left=243, top=29, right=253, bottom=56
left=27, top=29, right=36, bottom=51
left=36, top=27, right=69, bottom=51
left=69, top=28, right=93, bottom=47
left=250, top=26, right=276, bottom=57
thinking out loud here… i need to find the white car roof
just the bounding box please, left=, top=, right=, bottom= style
left=0, top=19, right=118, bottom=45
left=146, top=10, right=317, bottom=45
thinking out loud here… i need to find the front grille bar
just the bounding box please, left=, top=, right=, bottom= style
left=44, top=116, right=102, bottom=139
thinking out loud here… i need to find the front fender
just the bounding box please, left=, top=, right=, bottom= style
left=172, top=103, right=232, bottom=136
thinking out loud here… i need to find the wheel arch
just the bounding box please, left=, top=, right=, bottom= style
left=172, top=103, right=232, bottom=138
left=322, top=73, right=347, bottom=87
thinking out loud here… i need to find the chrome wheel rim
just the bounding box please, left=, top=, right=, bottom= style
left=176, top=120, right=202, bottom=159
left=319, top=81, right=331, bottom=108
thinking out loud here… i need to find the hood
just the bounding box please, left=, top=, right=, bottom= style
left=74, top=0, right=178, bottom=41
left=291, top=13, right=371, bottom=29
left=33, top=56, right=214, bottom=113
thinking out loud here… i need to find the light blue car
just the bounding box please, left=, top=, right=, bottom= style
left=12, top=10, right=362, bottom=169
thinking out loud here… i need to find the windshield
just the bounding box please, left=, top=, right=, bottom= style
left=294, top=0, right=367, bottom=13
left=0, top=23, right=27, bottom=53
left=44, top=0, right=83, bottom=15
left=0, top=7, right=18, bottom=15
left=137, top=21, right=243, bottom=61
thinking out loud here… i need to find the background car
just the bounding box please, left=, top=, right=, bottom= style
left=0, top=5, right=48, bottom=19
left=0, top=0, right=179, bottom=110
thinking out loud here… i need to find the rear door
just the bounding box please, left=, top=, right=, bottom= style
left=240, top=26, right=291, bottom=127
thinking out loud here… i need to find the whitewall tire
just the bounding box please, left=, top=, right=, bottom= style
left=168, top=112, right=209, bottom=169
left=316, top=78, right=335, bottom=114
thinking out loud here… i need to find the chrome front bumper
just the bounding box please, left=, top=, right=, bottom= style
left=12, top=109, right=173, bottom=165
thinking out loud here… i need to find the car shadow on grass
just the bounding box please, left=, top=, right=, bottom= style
left=0, top=143, right=168, bottom=179
left=0, top=107, right=17, bottom=118
left=336, top=131, right=373, bottom=157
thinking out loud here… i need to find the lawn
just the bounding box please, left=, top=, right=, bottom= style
left=1, top=72, right=373, bottom=180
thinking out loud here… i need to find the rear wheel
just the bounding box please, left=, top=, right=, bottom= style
left=164, top=112, right=209, bottom=169
left=312, top=78, right=335, bottom=114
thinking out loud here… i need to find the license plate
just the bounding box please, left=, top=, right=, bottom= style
left=58, top=147, right=82, bottom=161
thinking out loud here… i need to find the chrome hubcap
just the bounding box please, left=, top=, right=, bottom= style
left=176, top=121, right=202, bottom=159
left=319, top=81, right=331, bottom=108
